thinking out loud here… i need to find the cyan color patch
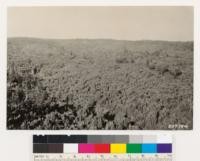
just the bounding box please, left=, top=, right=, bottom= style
left=142, top=144, right=157, bottom=153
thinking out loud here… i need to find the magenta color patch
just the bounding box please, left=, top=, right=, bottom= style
left=78, top=144, right=95, bottom=153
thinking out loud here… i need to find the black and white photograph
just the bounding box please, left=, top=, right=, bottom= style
left=7, top=6, right=193, bottom=130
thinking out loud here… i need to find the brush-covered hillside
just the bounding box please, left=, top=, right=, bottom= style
left=7, top=38, right=193, bottom=130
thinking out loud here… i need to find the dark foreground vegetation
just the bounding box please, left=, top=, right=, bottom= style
left=7, top=38, right=193, bottom=130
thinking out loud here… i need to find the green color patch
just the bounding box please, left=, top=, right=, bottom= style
left=127, top=144, right=142, bottom=153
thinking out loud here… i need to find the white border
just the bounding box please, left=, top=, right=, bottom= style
left=1, top=0, right=196, bottom=134
left=0, top=1, right=199, bottom=161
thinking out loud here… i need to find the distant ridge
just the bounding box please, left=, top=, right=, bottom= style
left=7, top=37, right=193, bottom=43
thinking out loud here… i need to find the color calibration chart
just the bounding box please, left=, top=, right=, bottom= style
left=33, top=135, right=173, bottom=161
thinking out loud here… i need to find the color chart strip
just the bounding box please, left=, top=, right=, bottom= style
left=33, top=135, right=172, bottom=144
left=33, top=143, right=172, bottom=154
left=33, top=135, right=172, bottom=154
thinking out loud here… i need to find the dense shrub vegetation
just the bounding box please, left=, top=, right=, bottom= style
left=7, top=38, right=193, bottom=130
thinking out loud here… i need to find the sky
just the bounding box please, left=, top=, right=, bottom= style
left=7, top=6, right=193, bottom=41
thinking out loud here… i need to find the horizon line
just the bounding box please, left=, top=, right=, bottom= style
left=7, top=36, right=194, bottom=43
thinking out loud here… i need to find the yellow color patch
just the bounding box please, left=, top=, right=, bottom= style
left=110, top=144, right=126, bottom=153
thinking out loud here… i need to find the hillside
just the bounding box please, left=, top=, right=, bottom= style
left=7, top=38, right=193, bottom=130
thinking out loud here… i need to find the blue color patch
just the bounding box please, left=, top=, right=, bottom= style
left=142, top=144, right=157, bottom=153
